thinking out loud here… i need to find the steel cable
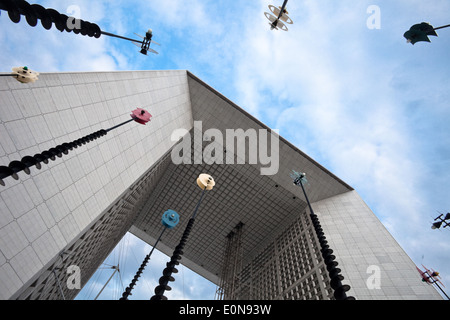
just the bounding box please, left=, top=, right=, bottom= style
left=0, top=0, right=102, bottom=38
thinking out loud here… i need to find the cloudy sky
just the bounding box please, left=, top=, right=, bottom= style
left=1, top=0, right=450, bottom=299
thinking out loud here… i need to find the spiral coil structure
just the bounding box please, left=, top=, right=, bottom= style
left=120, top=249, right=153, bottom=300
left=150, top=218, right=195, bottom=300
left=0, top=0, right=101, bottom=38
left=293, top=175, right=355, bottom=300
left=120, top=209, right=180, bottom=300
left=310, top=212, right=355, bottom=300
left=0, top=129, right=107, bottom=186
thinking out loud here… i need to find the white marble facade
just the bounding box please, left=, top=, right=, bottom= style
left=0, top=70, right=192, bottom=299
left=0, top=70, right=442, bottom=300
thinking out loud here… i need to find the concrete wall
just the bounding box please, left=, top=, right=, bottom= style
left=0, top=70, right=192, bottom=299
left=315, top=190, right=442, bottom=299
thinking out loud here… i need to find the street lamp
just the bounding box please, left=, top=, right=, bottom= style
left=101, top=29, right=160, bottom=56
left=0, top=0, right=159, bottom=55
left=416, top=265, right=449, bottom=300
left=120, top=210, right=180, bottom=300
left=0, top=66, right=39, bottom=83
left=264, top=0, right=294, bottom=32
left=0, top=108, right=152, bottom=186
left=431, top=213, right=450, bottom=230
left=150, top=174, right=215, bottom=300
left=404, top=22, right=450, bottom=45
left=291, top=170, right=355, bottom=300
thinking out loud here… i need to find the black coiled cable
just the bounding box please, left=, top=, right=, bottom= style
left=0, top=129, right=107, bottom=186
left=0, top=0, right=102, bottom=38
left=120, top=228, right=168, bottom=300
left=310, top=212, right=355, bottom=300
left=120, top=257, right=148, bottom=300
left=294, top=176, right=355, bottom=300
left=150, top=218, right=195, bottom=300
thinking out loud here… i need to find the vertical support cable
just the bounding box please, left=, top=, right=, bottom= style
left=119, top=228, right=167, bottom=300
left=293, top=171, right=355, bottom=300
left=150, top=174, right=215, bottom=300
left=216, top=222, right=244, bottom=300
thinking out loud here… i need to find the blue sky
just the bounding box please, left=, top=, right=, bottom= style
left=76, top=232, right=217, bottom=300
left=1, top=0, right=450, bottom=300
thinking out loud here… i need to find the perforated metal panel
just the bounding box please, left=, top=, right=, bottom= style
left=132, top=138, right=308, bottom=280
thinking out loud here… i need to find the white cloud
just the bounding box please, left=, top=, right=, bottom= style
left=0, top=0, right=137, bottom=73
left=76, top=232, right=217, bottom=300
left=228, top=1, right=450, bottom=293
left=2, top=0, right=449, bottom=298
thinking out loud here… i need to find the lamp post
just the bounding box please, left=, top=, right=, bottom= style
left=120, top=210, right=180, bottom=300
left=0, top=0, right=158, bottom=54
left=423, top=269, right=449, bottom=300
left=431, top=213, right=450, bottom=230
left=291, top=170, right=355, bottom=300
left=150, top=174, right=215, bottom=300
left=404, top=22, right=450, bottom=44
left=417, top=265, right=450, bottom=300
left=264, top=0, right=293, bottom=31
left=0, top=108, right=152, bottom=186
left=0, top=66, right=39, bottom=83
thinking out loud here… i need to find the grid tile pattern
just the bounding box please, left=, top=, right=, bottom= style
left=315, top=191, right=442, bottom=300
left=0, top=70, right=442, bottom=300
left=133, top=130, right=309, bottom=280
left=10, top=137, right=174, bottom=300
left=0, top=70, right=192, bottom=299
left=131, top=73, right=354, bottom=291
left=225, top=213, right=331, bottom=300
left=187, top=73, right=353, bottom=204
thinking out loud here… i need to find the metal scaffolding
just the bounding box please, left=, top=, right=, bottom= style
left=216, top=222, right=244, bottom=300
left=215, top=212, right=335, bottom=300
